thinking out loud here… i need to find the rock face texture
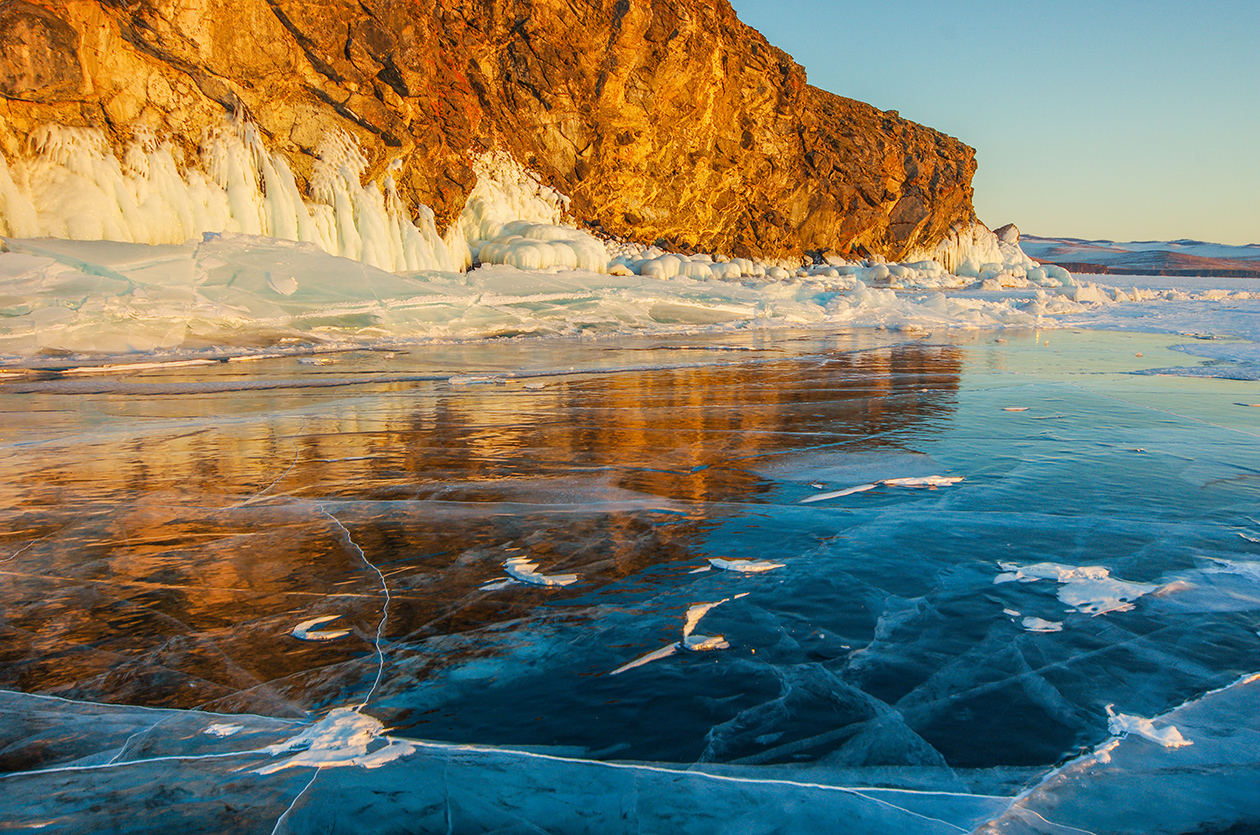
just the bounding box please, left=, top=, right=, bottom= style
left=0, top=0, right=981, bottom=261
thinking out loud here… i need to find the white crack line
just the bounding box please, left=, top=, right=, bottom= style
left=235, top=433, right=304, bottom=508
left=270, top=767, right=321, bottom=835
left=318, top=506, right=391, bottom=710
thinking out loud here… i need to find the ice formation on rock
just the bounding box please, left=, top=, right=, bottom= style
left=0, top=123, right=460, bottom=273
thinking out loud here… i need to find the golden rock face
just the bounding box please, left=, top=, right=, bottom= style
left=0, top=0, right=978, bottom=261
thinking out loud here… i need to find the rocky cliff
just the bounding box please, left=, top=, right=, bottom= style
left=0, top=0, right=980, bottom=261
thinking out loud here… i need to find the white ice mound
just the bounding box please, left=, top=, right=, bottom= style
left=610, top=593, right=749, bottom=675
left=502, top=556, right=579, bottom=587
left=0, top=122, right=459, bottom=273
left=291, top=614, right=352, bottom=642
left=708, top=558, right=785, bottom=573
left=477, top=220, right=608, bottom=273
left=256, top=707, right=416, bottom=774
left=995, top=561, right=1159, bottom=616
left=1105, top=705, right=1193, bottom=748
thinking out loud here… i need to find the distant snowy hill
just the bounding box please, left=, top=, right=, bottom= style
left=1022, top=235, right=1260, bottom=277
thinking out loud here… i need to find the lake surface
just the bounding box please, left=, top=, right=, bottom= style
left=2, top=326, right=1259, bottom=833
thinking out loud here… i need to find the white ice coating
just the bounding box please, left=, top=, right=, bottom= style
left=995, top=561, right=1160, bottom=616
left=457, top=149, right=608, bottom=272
left=0, top=123, right=460, bottom=272
left=255, top=707, right=417, bottom=774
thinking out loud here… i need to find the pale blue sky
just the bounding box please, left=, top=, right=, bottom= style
left=730, top=0, right=1260, bottom=245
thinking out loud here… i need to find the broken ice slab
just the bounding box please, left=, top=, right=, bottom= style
left=503, top=556, right=579, bottom=587
left=1020, top=617, right=1063, bottom=633
left=799, top=475, right=962, bottom=503
left=291, top=615, right=352, bottom=642
left=708, top=557, right=785, bottom=573
left=610, top=593, right=749, bottom=675
left=1104, top=705, right=1191, bottom=748
left=799, top=483, right=878, bottom=503
left=995, top=561, right=1159, bottom=616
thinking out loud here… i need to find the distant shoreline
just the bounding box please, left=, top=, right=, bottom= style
left=1031, top=260, right=1260, bottom=278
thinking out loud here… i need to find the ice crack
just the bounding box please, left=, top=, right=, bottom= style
left=318, top=506, right=391, bottom=709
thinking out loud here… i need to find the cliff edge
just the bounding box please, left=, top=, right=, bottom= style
left=0, top=0, right=980, bottom=261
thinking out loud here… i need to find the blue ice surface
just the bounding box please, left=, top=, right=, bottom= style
left=2, top=303, right=1260, bottom=831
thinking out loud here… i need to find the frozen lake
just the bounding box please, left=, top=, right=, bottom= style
left=3, top=324, right=1259, bottom=833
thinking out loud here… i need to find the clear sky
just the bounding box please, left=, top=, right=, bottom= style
left=729, top=0, right=1260, bottom=245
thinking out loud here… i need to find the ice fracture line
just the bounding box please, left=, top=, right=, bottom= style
left=319, top=506, right=391, bottom=710
left=270, top=768, right=321, bottom=835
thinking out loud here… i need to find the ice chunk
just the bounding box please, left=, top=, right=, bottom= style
left=1021, top=617, right=1064, bottom=633
left=503, top=556, right=578, bottom=587
left=610, top=593, right=749, bottom=675
left=880, top=476, right=964, bottom=488
left=256, top=707, right=416, bottom=773
left=203, top=723, right=245, bottom=737
left=995, top=562, right=1158, bottom=615
left=1105, top=705, right=1192, bottom=748
left=708, top=558, right=785, bottom=573
left=799, top=483, right=879, bottom=503
left=800, top=475, right=962, bottom=503
left=291, top=615, right=352, bottom=642
left=609, top=643, right=680, bottom=676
